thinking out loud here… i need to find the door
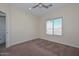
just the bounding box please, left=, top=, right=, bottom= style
left=0, top=16, right=6, bottom=44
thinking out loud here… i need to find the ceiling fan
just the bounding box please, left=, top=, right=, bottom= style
left=29, top=3, right=52, bottom=10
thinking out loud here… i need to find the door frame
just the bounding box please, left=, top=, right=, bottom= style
left=0, top=11, right=9, bottom=48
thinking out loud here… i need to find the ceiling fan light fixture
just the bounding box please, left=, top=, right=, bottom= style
left=39, top=4, right=42, bottom=7
left=29, top=3, right=53, bottom=10
left=29, top=8, right=32, bottom=10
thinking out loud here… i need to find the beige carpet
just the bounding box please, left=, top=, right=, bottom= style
left=0, top=39, right=79, bottom=56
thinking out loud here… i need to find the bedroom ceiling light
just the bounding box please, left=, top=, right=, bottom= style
left=29, top=3, right=52, bottom=10
left=29, top=8, right=32, bottom=10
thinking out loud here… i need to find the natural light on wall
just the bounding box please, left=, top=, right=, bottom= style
left=46, top=17, right=62, bottom=35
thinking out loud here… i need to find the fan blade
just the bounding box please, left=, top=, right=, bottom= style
left=32, top=3, right=40, bottom=8
left=41, top=4, right=49, bottom=8
left=48, top=4, right=52, bottom=7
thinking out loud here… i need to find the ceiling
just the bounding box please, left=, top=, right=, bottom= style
left=10, top=3, right=68, bottom=17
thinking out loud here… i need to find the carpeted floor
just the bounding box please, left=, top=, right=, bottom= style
left=0, top=39, right=79, bottom=56
left=0, top=43, right=5, bottom=48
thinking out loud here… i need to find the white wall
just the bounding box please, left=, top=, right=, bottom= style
left=0, top=4, right=38, bottom=47
left=39, top=4, right=79, bottom=48
left=10, top=6, right=38, bottom=46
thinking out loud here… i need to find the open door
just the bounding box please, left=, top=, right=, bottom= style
left=0, top=11, right=6, bottom=48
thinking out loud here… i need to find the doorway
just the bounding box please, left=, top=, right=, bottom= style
left=0, top=11, right=6, bottom=48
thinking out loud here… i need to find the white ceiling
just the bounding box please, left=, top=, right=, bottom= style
left=10, top=3, right=69, bottom=16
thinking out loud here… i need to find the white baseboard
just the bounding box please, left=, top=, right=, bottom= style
left=41, top=38, right=79, bottom=48
left=7, top=38, right=39, bottom=48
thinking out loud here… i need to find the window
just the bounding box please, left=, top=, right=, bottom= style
left=46, top=17, right=62, bottom=35
left=46, top=20, right=53, bottom=35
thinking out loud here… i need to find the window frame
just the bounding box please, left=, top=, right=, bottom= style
left=46, top=17, right=63, bottom=36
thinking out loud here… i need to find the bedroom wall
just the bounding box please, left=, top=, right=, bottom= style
left=9, top=5, right=38, bottom=46
left=0, top=4, right=38, bottom=47
left=39, top=4, right=79, bottom=48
